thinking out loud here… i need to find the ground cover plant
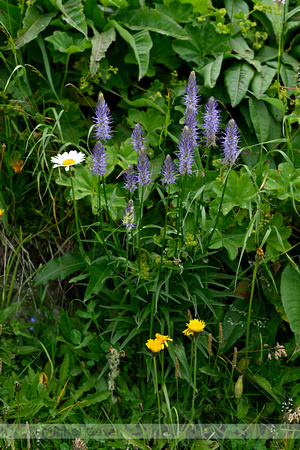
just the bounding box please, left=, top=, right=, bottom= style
left=0, top=0, right=300, bottom=448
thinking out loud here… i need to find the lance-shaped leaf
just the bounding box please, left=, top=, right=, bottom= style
left=250, top=65, right=277, bottom=94
left=224, top=62, right=255, bottom=107
left=90, top=27, right=116, bottom=77
left=49, top=0, right=87, bottom=37
left=199, top=55, right=223, bottom=88
left=281, top=264, right=300, bottom=339
left=113, top=21, right=153, bottom=80
left=249, top=97, right=270, bottom=143
left=14, top=5, right=57, bottom=49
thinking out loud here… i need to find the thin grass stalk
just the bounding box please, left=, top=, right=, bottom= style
left=153, top=356, right=161, bottom=439
left=137, top=186, right=145, bottom=275
left=70, top=175, right=86, bottom=260
left=60, top=53, right=70, bottom=97
left=245, top=260, right=259, bottom=375
left=183, top=338, right=194, bottom=414
left=191, top=336, right=198, bottom=422
left=175, top=174, right=187, bottom=256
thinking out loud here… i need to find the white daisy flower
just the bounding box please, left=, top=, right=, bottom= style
left=51, top=150, right=85, bottom=171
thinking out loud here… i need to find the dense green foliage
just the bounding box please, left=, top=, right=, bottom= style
left=0, top=0, right=300, bottom=449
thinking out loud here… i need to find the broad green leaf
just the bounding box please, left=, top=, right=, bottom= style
left=113, top=8, right=188, bottom=39
left=280, top=64, right=297, bottom=89
left=225, top=62, right=255, bottom=106
left=249, top=97, right=270, bottom=143
left=247, top=373, right=280, bottom=402
left=179, top=0, right=213, bottom=14
left=45, top=31, right=91, bottom=55
left=81, top=390, right=110, bottom=406
left=0, top=303, right=20, bottom=322
left=256, top=45, right=278, bottom=63
left=225, top=0, right=249, bottom=16
left=85, top=258, right=113, bottom=300
left=90, top=27, right=116, bottom=77
left=70, top=329, right=82, bottom=345
left=0, top=2, right=21, bottom=37
left=113, top=22, right=152, bottom=80
left=128, top=108, right=164, bottom=133
left=247, top=92, right=285, bottom=113
left=211, top=170, right=256, bottom=215
left=14, top=5, right=56, bottom=49
left=50, top=0, right=87, bottom=37
left=155, top=1, right=196, bottom=22
left=198, top=55, right=223, bottom=88
left=265, top=163, right=300, bottom=201
left=209, top=226, right=245, bottom=260
left=221, top=298, right=248, bottom=352
left=251, top=65, right=277, bottom=94
left=281, top=264, right=300, bottom=338
left=230, top=36, right=254, bottom=61
left=281, top=52, right=299, bottom=68
left=35, top=253, right=86, bottom=285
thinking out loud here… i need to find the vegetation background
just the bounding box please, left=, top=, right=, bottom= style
left=0, top=0, right=299, bottom=448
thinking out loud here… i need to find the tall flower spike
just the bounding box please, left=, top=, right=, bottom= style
left=123, top=165, right=137, bottom=193
left=122, top=200, right=135, bottom=231
left=93, top=93, right=113, bottom=142
left=203, top=96, right=221, bottom=147
left=176, top=126, right=195, bottom=176
left=183, top=71, right=200, bottom=109
left=137, top=148, right=152, bottom=187
left=184, top=104, right=198, bottom=147
left=131, top=123, right=146, bottom=153
left=222, top=119, right=240, bottom=166
left=161, top=155, right=177, bottom=186
left=90, top=141, right=109, bottom=177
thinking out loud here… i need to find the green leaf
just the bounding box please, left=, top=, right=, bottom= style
left=14, top=5, right=56, bottom=49
left=221, top=298, right=248, bottom=352
left=230, top=36, right=254, bottom=61
left=50, top=0, right=87, bottom=37
left=81, top=390, right=110, bottom=406
left=59, top=352, right=70, bottom=384
left=249, top=97, right=270, bottom=143
left=247, top=92, right=286, bottom=113
left=70, top=329, right=82, bottom=345
left=113, top=8, right=188, bottom=40
left=225, top=0, right=249, bottom=16
left=265, top=163, right=300, bottom=200
left=0, top=303, right=20, bottom=322
left=247, top=373, right=280, bottom=402
left=198, top=55, right=223, bottom=88
left=281, top=264, right=300, bottom=338
left=45, top=31, right=91, bottom=54
left=179, top=0, right=213, bottom=14
left=112, top=22, right=152, bottom=80
left=0, top=2, right=21, bottom=37
left=85, top=258, right=113, bottom=300
left=35, top=253, right=86, bottom=285
left=280, top=64, right=297, bottom=89
left=90, top=27, right=116, bottom=77
left=225, top=62, right=255, bottom=106
left=250, top=65, right=277, bottom=94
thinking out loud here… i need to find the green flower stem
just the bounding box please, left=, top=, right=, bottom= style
left=183, top=337, right=194, bottom=414
left=153, top=356, right=161, bottom=439
left=191, top=336, right=198, bottom=422
left=70, top=174, right=86, bottom=261
left=245, top=260, right=260, bottom=375
left=60, top=53, right=70, bottom=98
left=138, top=186, right=145, bottom=275
left=204, top=168, right=230, bottom=252
left=175, top=174, right=187, bottom=256
left=160, top=350, right=165, bottom=411
left=97, top=177, right=110, bottom=259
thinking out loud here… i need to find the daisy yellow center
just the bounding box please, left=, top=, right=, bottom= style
left=62, top=158, right=76, bottom=166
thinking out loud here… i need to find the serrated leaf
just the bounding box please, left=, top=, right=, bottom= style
left=249, top=97, right=270, bottom=143
left=198, top=55, right=223, bottom=88
left=251, top=65, right=277, bottom=94
left=35, top=253, right=85, bottom=285
left=14, top=5, right=56, bottom=49
left=113, top=22, right=152, bottom=80
left=90, top=27, right=116, bottom=77
left=224, top=62, right=255, bottom=106
left=281, top=264, right=300, bottom=338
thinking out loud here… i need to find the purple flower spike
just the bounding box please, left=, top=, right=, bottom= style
left=185, top=104, right=198, bottom=147
left=184, top=71, right=200, bottom=109
left=91, top=141, right=109, bottom=177
left=123, top=165, right=137, bottom=193
left=93, top=93, right=113, bottom=142
left=222, top=119, right=240, bottom=166
left=137, top=148, right=152, bottom=187
left=131, top=124, right=146, bottom=153
left=122, top=199, right=135, bottom=231
left=176, top=126, right=195, bottom=176
left=161, top=155, right=177, bottom=186
left=203, top=97, right=221, bottom=148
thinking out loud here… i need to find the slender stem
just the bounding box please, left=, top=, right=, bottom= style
left=138, top=186, right=145, bottom=275
left=191, top=336, right=198, bottom=422
left=153, top=356, right=161, bottom=439
left=204, top=168, right=230, bottom=252
left=175, top=174, right=187, bottom=256
left=245, top=261, right=259, bottom=375
left=60, top=53, right=70, bottom=98
left=183, top=338, right=194, bottom=413
left=70, top=174, right=86, bottom=259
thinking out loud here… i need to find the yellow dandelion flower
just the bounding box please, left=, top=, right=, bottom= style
left=0, top=209, right=4, bottom=220
left=155, top=333, right=173, bottom=348
left=146, top=338, right=163, bottom=354
left=183, top=318, right=206, bottom=336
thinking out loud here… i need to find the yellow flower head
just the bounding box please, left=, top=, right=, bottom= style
left=183, top=319, right=206, bottom=336
left=146, top=338, right=163, bottom=354
left=0, top=209, right=4, bottom=220
left=155, top=333, right=173, bottom=348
